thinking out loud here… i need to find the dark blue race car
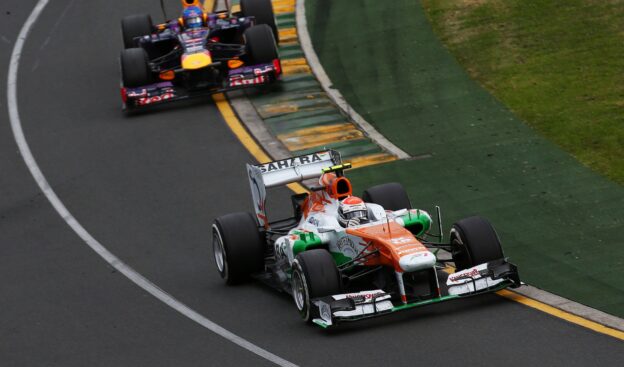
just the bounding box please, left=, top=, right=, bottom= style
left=119, top=0, right=281, bottom=111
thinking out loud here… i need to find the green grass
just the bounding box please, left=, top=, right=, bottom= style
left=422, top=0, right=624, bottom=184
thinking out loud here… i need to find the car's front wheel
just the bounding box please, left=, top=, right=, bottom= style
left=291, top=249, right=341, bottom=323
left=244, top=24, right=279, bottom=65
left=241, top=0, right=278, bottom=43
left=121, top=14, right=153, bottom=49
left=450, top=216, right=504, bottom=270
left=120, top=48, right=152, bottom=88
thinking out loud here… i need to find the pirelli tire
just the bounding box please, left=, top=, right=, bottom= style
left=362, top=182, right=412, bottom=211
left=450, top=216, right=505, bottom=271
left=241, top=0, right=278, bottom=43
left=121, top=14, right=153, bottom=49
left=291, top=249, right=341, bottom=323
left=120, top=48, right=152, bottom=88
left=244, top=24, right=279, bottom=65
left=212, top=212, right=265, bottom=285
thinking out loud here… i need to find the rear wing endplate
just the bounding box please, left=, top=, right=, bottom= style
left=247, top=150, right=341, bottom=227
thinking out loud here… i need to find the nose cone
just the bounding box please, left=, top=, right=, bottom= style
left=399, top=251, right=436, bottom=272
left=182, top=52, right=212, bottom=70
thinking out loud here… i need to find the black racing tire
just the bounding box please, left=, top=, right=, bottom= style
left=120, top=48, right=152, bottom=88
left=292, top=249, right=341, bottom=323
left=362, top=182, right=412, bottom=211
left=241, top=0, right=278, bottom=43
left=212, top=212, right=265, bottom=285
left=450, top=216, right=505, bottom=271
left=121, top=14, right=153, bottom=49
left=244, top=24, right=279, bottom=65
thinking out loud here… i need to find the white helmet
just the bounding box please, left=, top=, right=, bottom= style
left=338, top=196, right=368, bottom=227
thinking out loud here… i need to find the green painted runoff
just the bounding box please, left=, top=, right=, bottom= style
left=305, top=0, right=624, bottom=317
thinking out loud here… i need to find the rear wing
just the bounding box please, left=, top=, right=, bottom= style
left=247, top=150, right=341, bottom=227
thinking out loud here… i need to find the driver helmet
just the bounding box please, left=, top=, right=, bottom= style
left=338, top=196, right=368, bottom=227
left=183, top=6, right=204, bottom=29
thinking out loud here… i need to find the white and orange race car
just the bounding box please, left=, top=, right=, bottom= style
left=212, top=150, right=520, bottom=327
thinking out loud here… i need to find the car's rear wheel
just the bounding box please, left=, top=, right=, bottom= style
left=121, top=14, right=153, bottom=49
left=212, top=212, right=265, bottom=285
left=244, top=24, right=279, bottom=65
left=292, top=249, right=341, bottom=323
left=120, top=48, right=152, bottom=88
left=450, top=216, right=504, bottom=270
left=241, top=0, right=278, bottom=43
left=362, top=182, right=412, bottom=211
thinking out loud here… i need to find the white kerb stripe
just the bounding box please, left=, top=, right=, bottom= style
left=7, top=1, right=297, bottom=366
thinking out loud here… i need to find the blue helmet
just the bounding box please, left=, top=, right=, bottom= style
left=183, top=6, right=203, bottom=29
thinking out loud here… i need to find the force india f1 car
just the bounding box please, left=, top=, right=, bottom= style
left=119, top=0, right=281, bottom=111
left=212, top=150, right=521, bottom=327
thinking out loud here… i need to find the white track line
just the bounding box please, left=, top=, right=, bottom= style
left=7, top=1, right=297, bottom=366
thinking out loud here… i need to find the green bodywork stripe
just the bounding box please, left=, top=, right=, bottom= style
left=292, top=232, right=324, bottom=256
left=399, top=210, right=432, bottom=236
left=330, top=251, right=352, bottom=266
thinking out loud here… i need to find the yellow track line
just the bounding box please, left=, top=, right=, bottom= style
left=497, top=289, right=624, bottom=340
left=205, top=0, right=624, bottom=343
left=212, top=93, right=307, bottom=194
left=442, top=266, right=624, bottom=340
left=278, top=28, right=299, bottom=44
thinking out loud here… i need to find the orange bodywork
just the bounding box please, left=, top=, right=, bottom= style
left=159, top=70, right=175, bottom=80
left=319, top=173, right=352, bottom=199
left=181, top=0, right=202, bottom=7
left=300, top=175, right=429, bottom=272
left=347, top=222, right=429, bottom=272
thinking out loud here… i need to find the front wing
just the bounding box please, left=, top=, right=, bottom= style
left=122, top=62, right=280, bottom=110
left=311, top=259, right=520, bottom=328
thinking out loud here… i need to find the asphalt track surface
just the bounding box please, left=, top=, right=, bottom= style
left=1, top=1, right=623, bottom=366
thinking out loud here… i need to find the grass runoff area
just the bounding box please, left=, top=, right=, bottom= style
left=423, top=0, right=624, bottom=185
left=306, top=0, right=624, bottom=317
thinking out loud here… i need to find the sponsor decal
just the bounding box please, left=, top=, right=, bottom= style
left=398, top=249, right=427, bottom=257
left=449, top=268, right=481, bottom=282
left=319, top=302, right=332, bottom=325
left=337, top=236, right=358, bottom=258
left=390, top=237, right=416, bottom=245
left=345, top=291, right=385, bottom=300
left=136, top=92, right=175, bottom=106
left=275, top=239, right=288, bottom=259
left=127, top=89, right=148, bottom=98
left=307, top=216, right=320, bottom=227
left=253, top=65, right=274, bottom=76
left=257, top=153, right=324, bottom=173
left=229, top=75, right=266, bottom=87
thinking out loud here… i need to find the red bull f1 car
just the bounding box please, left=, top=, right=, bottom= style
left=212, top=150, right=521, bottom=327
left=119, top=0, right=281, bottom=111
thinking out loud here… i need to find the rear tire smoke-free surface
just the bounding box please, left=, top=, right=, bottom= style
left=450, top=216, right=504, bottom=270
left=212, top=212, right=265, bottom=285
left=120, top=48, right=152, bottom=88
left=244, top=24, right=279, bottom=65
left=362, top=182, right=412, bottom=211
left=121, top=14, right=153, bottom=49
left=241, top=0, right=278, bottom=43
left=292, top=249, right=341, bottom=323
